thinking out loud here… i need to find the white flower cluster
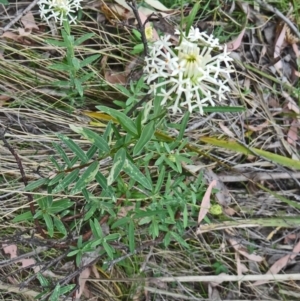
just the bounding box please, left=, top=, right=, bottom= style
left=38, top=0, right=82, bottom=25
left=144, top=27, right=233, bottom=115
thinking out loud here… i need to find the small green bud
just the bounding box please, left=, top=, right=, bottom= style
left=209, top=204, right=222, bottom=216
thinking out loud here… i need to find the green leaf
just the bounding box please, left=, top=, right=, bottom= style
left=58, top=134, right=88, bottom=163
left=170, top=231, right=190, bottom=249
left=36, top=273, right=50, bottom=287
left=25, top=178, right=49, bottom=191
left=53, top=216, right=67, bottom=236
left=71, top=161, right=100, bottom=194
left=103, top=241, right=114, bottom=259
left=86, top=145, right=98, bottom=160
left=123, top=159, right=152, bottom=190
left=67, top=249, right=80, bottom=257
left=95, top=171, right=108, bottom=190
left=185, top=2, right=200, bottom=36
left=111, top=217, right=130, bottom=228
left=52, top=80, right=71, bottom=87
left=128, top=220, right=135, bottom=253
left=74, top=33, right=95, bottom=46
left=44, top=213, right=54, bottom=237
left=154, top=165, right=165, bottom=194
left=80, top=54, right=101, bottom=68
left=50, top=199, right=74, bottom=213
left=131, top=44, right=144, bottom=54
left=50, top=199, right=73, bottom=212
left=133, top=120, right=155, bottom=156
left=96, top=106, right=138, bottom=136
left=58, top=284, right=75, bottom=295
left=46, top=39, right=66, bottom=47
left=76, top=253, right=82, bottom=266
left=33, top=210, right=43, bottom=219
left=74, top=78, right=83, bottom=97
left=49, top=155, right=63, bottom=171
left=183, top=205, right=188, bottom=228
left=84, top=203, right=97, bottom=221
left=132, top=29, right=141, bottom=40
left=80, top=72, right=95, bottom=83
left=116, top=84, right=131, bottom=97
left=90, top=218, right=103, bottom=238
left=70, top=125, right=110, bottom=153
left=50, top=284, right=61, bottom=301
left=48, top=173, right=65, bottom=186
left=52, top=169, right=79, bottom=193
left=163, top=231, right=171, bottom=247
left=107, top=148, right=126, bottom=185
left=12, top=211, right=33, bottom=222
left=178, top=111, right=189, bottom=141
left=52, top=142, right=72, bottom=167
left=48, top=63, right=72, bottom=72
left=105, top=233, right=120, bottom=241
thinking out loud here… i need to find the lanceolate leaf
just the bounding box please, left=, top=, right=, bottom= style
left=25, top=178, right=49, bottom=191
left=70, top=125, right=110, bottom=153
left=71, top=161, right=100, bottom=194
left=52, top=169, right=80, bottom=193
left=129, top=220, right=135, bottom=253
left=123, top=159, right=152, bottom=190
left=58, top=134, right=88, bottom=163
left=107, top=148, right=126, bottom=185
left=96, top=106, right=138, bottom=136
left=74, top=33, right=95, bottom=46
left=133, top=120, right=155, bottom=156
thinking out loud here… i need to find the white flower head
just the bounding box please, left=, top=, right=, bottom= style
left=38, top=0, right=82, bottom=25
left=143, top=27, right=234, bottom=115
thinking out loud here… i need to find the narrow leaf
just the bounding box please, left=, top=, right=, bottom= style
left=25, top=178, right=49, bottom=191
left=96, top=106, right=138, bottom=136
left=129, top=220, right=135, bottom=253
left=178, top=111, right=190, bottom=140
left=74, top=33, right=95, bottom=46
left=53, top=216, right=67, bottom=236
left=58, top=134, right=88, bottom=163
left=185, top=2, right=200, bottom=36
left=52, top=142, right=72, bottom=167
left=123, top=159, right=152, bottom=190
left=12, top=211, right=33, bottom=222
left=44, top=213, right=54, bottom=237
left=80, top=54, right=101, bottom=68
left=52, top=169, right=79, bottom=193
left=48, top=173, right=65, bottom=186
left=71, top=161, right=99, bottom=194
left=107, top=148, right=126, bottom=185
left=70, top=125, right=110, bottom=153
left=133, top=120, right=155, bottom=156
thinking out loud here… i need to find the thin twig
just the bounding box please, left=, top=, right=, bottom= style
left=87, top=273, right=300, bottom=284
left=0, top=247, right=49, bottom=268
left=125, top=0, right=148, bottom=57
left=3, top=0, right=40, bottom=32
left=0, top=128, right=45, bottom=237
left=218, top=171, right=300, bottom=182
left=254, top=0, right=300, bottom=39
